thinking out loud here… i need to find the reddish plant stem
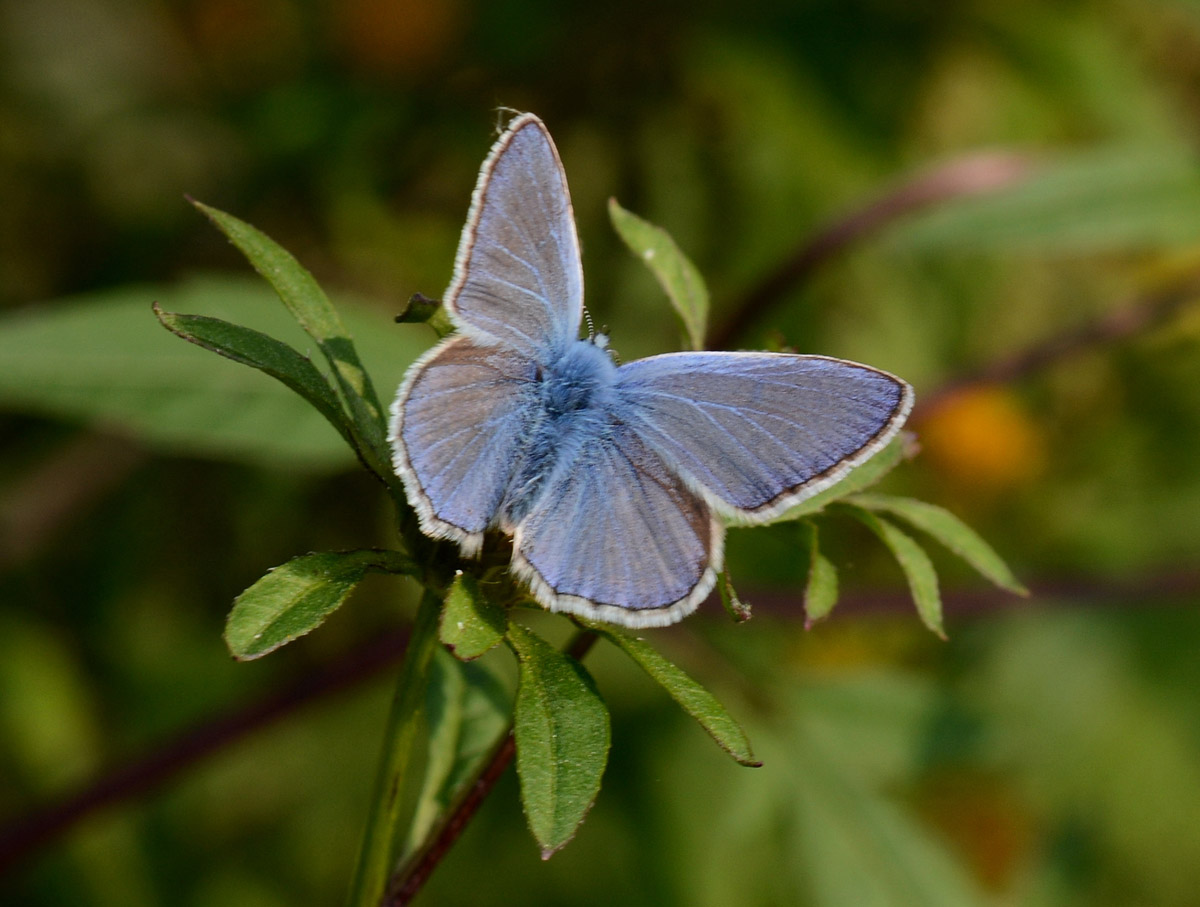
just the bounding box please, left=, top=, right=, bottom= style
left=0, top=627, right=411, bottom=879
left=385, top=630, right=598, bottom=906
left=710, top=151, right=1036, bottom=350
left=386, top=735, right=515, bottom=906
left=914, top=272, right=1200, bottom=417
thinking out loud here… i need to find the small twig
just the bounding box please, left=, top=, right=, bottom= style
left=744, top=570, right=1200, bottom=620
left=384, top=630, right=598, bottom=906
left=915, top=272, right=1200, bottom=416
left=0, top=627, right=410, bottom=879
left=710, top=151, right=1036, bottom=350
left=386, top=734, right=515, bottom=906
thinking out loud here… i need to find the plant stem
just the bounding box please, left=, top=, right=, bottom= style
left=346, top=589, right=442, bottom=907
left=382, top=629, right=599, bottom=905
left=709, top=151, right=1034, bottom=349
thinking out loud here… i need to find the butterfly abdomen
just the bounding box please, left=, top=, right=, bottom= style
left=499, top=339, right=618, bottom=528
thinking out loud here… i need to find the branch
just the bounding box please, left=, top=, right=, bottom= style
left=915, top=272, right=1200, bottom=416
left=0, top=627, right=410, bottom=879
left=710, top=150, right=1036, bottom=350
left=743, top=570, right=1200, bottom=620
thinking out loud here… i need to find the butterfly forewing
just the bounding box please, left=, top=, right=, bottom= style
left=446, top=115, right=584, bottom=358
left=616, top=352, right=913, bottom=520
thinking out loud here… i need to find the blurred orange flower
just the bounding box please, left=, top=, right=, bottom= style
left=919, top=385, right=1045, bottom=491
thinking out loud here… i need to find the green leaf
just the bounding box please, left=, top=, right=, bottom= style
left=788, top=676, right=988, bottom=907
left=439, top=572, right=507, bottom=660
left=0, top=276, right=428, bottom=468
left=589, top=625, right=760, bottom=767
left=396, top=293, right=454, bottom=339
left=893, top=144, right=1200, bottom=253
left=661, top=671, right=988, bottom=907
left=347, top=592, right=441, bottom=907
left=153, top=304, right=358, bottom=454
left=717, top=570, right=752, bottom=622
left=401, top=650, right=510, bottom=861
left=769, top=436, right=908, bottom=522
left=609, top=198, right=710, bottom=350
left=800, top=522, right=838, bottom=628
left=191, top=200, right=391, bottom=473
left=848, top=493, right=1028, bottom=595
left=225, top=549, right=417, bottom=660
left=842, top=506, right=945, bottom=638
left=506, top=622, right=610, bottom=858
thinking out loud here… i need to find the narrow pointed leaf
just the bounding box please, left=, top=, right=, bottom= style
left=771, top=436, right=909, bottom=522
left=153, top=304, right=358, bottom=453
left=190, top=200, right=390, bottom=472
left=589, top=625, right=760, bottom=767
left=718, top=570, right=752, bottom=622
left=401, top=650, right=510, bottom=860
left=439, top=572, right=507, bottom=660
left=225, top=549, right=417, bottom=659
left=506, top=622, right=610, bottom=858
left=609, top=198, right=709, bottom=350
left=843, top=506, right=946, bottom=638
left=847, top=493, right=1028, bottom=595
left=801, top=522, right=839, bottom=628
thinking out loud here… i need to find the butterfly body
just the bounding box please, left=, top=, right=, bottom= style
left=391, top=113, right=914, bottom=628
left=502, top=336, right=618, bottom=527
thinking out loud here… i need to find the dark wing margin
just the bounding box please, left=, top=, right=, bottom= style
left=616, top=352, right=913, bottom=521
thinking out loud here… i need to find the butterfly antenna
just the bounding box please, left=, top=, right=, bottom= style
left=582, top=306, right=596, bottom=341
left=600, top=326, right=621, bottom=364
left=493, top=106, right=522, bottom=135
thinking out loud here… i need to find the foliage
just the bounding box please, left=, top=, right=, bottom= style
left=134, top=194, right=1017, bottom=902
left=4, top=3, right=1200, bottom=906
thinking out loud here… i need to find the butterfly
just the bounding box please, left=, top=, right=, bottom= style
left=389, top=113, right=913, bottom=628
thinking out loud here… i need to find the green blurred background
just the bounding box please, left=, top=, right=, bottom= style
left=4, top=0, right=1200, bottom=904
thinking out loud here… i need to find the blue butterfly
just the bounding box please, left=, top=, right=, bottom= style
left=390, top=113, right=913, bottom=628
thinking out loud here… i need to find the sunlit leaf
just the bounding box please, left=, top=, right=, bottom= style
left=800, top=522, right=838, bottom=628
left=439, top=572, right=506, bottom=660
left=849, top=493, right=1028, bottom=595
left=192, top=200, right=391, bottom=474
left=506, top=622, right=610, bottom=858
left=770, top=436, right=909, bottom=522
left=588, top=624, right=760, bottom=766
left=609, top=198, right=709, bottom=350
left=225, top=549, right=417, bottom=660
left=842, top=505, right=945, bottom=637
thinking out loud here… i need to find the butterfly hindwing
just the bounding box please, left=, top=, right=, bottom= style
left=446, top=114, right=584, bottom=358
left=616, top=352, right=913, bottom=520
left=512, top=419, right=721, bottom=628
